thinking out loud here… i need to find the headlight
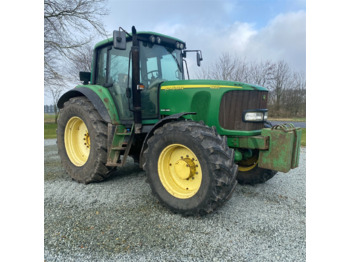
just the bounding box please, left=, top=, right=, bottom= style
left=264, top=112, right=268, bottom=121
left=243, top=110, right=268, bottom=122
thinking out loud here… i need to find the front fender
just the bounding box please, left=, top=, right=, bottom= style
left=139, top=112, right=196, bottom=168
left=57, top=85, right=120, bottom=124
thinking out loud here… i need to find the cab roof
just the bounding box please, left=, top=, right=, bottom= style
left=94, top=31, right=186, bottom=49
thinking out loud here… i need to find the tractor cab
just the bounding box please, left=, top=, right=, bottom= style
left=92, top=29, right=198, bottom=125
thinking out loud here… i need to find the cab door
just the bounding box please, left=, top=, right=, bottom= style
left=95, top=43, right=133, bottom=122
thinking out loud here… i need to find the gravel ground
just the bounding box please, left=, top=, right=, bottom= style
left=44, top=139, right=306, bottom=262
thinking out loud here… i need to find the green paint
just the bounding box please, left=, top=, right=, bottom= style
left=107, top=125, right=129, bottom=165
left=76, top=84, right=120, bottom=124
left=161, top=79, right=267, bottom=91
left=227, top=136, right=269, bottom=149
left=234, top=150, right=243, bottom=162
left=191, top=91, right=211, bottom=123
left=142, top=119, right=159, bottom=125
left=159, top=80, right=267, bottom=136
left=258, top=127, right=302, bottom=173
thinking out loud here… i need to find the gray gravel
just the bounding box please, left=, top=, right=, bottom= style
left=44, top=139, right=306, bottom=262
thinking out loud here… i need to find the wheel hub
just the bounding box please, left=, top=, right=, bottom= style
left=64, top=116, right=90, bottom=167
left=174, top=159, right=191, bottom=179
left=158, top=144, right=202, bottom=199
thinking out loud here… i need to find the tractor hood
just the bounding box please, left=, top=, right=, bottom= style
left=159, top=79, right=269, bottom=136
left=160, top=79, right=268, bottom=91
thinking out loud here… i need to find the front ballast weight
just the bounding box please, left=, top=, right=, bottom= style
left=258, top=123, right=302, bottom=173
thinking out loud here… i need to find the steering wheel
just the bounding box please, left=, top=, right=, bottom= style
left=147, top=70, right=159, bottom=80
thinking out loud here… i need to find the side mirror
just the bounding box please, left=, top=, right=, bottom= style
left=113, top=30, right=126, bottom=50
left=196, top=51, right=203, bottom=67
left=79, top=71, right=91, bottom=85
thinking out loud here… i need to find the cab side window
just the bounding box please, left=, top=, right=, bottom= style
left=95, top=47, right=107, bottom=85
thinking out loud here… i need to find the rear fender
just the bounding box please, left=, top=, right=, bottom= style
left=57, top=86, right=120, bottom=124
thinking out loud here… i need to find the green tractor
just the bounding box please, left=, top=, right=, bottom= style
left=57, top=26, right=301, bottom=215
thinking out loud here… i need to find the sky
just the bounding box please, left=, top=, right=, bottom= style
left=43, top=0, right=306, bottom=104
left=101, top=0, right=306, bottom=73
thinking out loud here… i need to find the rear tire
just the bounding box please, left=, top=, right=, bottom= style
left=57, top=97, right=111, bottom=184
left=143, top=121, right=238, bottom=215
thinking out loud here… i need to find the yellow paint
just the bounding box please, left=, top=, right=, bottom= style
left=161, top=85, right=243, bottom=90
left=238, top=153, right=259, bottom=172
left=64, top=116, right=90, bottom=166
left=158, top=144, right=202, bottom=199
left=238, top=161, right=258, bottom=172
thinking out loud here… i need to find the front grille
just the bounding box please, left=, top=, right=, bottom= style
left=219, top=90, right=268, bottom=131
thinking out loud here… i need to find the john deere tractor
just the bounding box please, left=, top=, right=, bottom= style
left=57, top=26, right=301, bottom=215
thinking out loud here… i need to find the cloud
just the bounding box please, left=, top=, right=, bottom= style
left=177, top=10, right=305, bottom=73
left=101, top=1, right=305, bottom=76
left=244, top=11, right=306, bottom=71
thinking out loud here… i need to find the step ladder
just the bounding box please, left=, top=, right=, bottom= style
left=106, top=124, right=134, bottom=167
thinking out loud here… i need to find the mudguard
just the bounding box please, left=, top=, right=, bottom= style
left=57, top=86, right=119, bottom=124
left=139, top=112, right=196, bottom=168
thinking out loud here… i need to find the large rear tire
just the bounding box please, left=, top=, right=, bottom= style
left=143, top=121, right=238, bottom=216
left=57, top=97, right=111, bottom=184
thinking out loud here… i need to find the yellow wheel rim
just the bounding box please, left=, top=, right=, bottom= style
left=64, top=116, right=90, bottom=166
left=238, top=154, right=258, bottom=172
left=158, top=144, right=202, bottom=199
left=238, top=161, right=258, bottom=172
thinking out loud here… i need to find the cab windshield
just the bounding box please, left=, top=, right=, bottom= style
left=140, top=41, right=183, bottom=86
left=139, top=41, right=183, bottom=118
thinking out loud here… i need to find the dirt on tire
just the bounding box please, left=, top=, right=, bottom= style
left=57, top=96, right=112, bottom=184
left=143, top=120, right=238, bottom=215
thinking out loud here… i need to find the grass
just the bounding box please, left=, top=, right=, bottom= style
left=45, top=123, right=57, bottom=139
left=44, top=114, right=57, bottom=139
left=44, top=114, right=57, bottom=123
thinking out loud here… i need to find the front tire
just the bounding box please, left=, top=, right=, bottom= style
left=144, top=121, right=238, bottom=215
left=57, top=97, right=111, bottom=184
left=236, top=152, right=277, bottom=185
